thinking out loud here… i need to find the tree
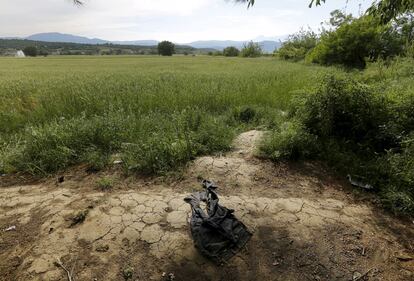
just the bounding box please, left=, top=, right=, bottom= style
left=240, top=41, right=262, bottom=57
left=328, top=9, right=353, bottom=28
left=23, top=46, right=38, bottom=57
left=307, top=15, right=401, bottom=68
left=157, top=41, right=175, bottom=56
left=223, top=46, right=240, bottom=57
left=276, top=28, right=318, bottom=61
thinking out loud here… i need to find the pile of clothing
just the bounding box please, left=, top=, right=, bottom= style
left=184, top=180, right=252, bottom=264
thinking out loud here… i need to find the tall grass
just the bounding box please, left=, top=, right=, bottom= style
left=0, top=56, right=331, bottom=175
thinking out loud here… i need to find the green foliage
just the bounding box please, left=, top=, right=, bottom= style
left=276, top=28, right=318, bottom=61
left=327, top=9, right=353, bottom=28
left=368, top=0, right=414, bottom=24
left=233, top=106, right=257, bottom=123
left=23, top=46, right=38, bottom=57
left=261, top=66, right=414, bottom=216
left=240, top=41, right=262, bottom=58
left=122, top=110, right=234, bottom=175
left=295, top=75, right=390, bottom=148
left=310, top=0, right=414, bottom=24
left=157, top=41, right=175, bottom=56
left=260, top=121, right=320, bottom=160
left=96, top=177, right=114, bottom=191
left=0, top=39, right=196, bottom=56
left=0, top=56, right=331, bottom=176
left=223, top=46, right=240, bottom=57
left=122, top=267, right=134, bottom=280
left=12, top=114, right=125, bottom=175
left=308, top=15, right=402, bottom=68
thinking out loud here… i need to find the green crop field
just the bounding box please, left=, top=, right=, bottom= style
left=1, top=55, right=413, bottom=215
left=0, top=55, right=332, bottom=175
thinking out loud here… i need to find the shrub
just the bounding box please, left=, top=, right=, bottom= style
left=261, top=73, right=414, bottom=216
left=260, top=121, right=320, bottom=161
left=276, top=29, right=318, bottom=61
left=240, top=41, right=262, bottom=58
left=223, top=46, right=240, bottom=57
left=157, top=41, right=175, bottom=56
left=295, top=75, right=390, bottom=149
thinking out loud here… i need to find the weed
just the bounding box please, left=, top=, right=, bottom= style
left=96, top=177, right=114, bottom=191
left=122, top=267, right=134, bottom=280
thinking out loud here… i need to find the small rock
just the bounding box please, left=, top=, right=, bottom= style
left=4, top=225, right=16, bottom=232
left=96, top=245, right=109, bottom=253
left=113, top=160, right=123, bottom=165
left=272, top=261, right=279, bottom=266
left=353, top=272, right=362, bottom=280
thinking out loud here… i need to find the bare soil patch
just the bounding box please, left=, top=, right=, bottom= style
left=0, top=131, right=412, bottom=281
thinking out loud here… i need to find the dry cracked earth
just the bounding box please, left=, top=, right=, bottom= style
left=1, top=131, right=413, bottom=281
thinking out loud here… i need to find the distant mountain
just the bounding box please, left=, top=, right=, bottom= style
left=3, top=32, right=282, bottom=52
left=111, top=40, right=159, bottom=46
left=26, top=32, right=108, bottom=44
left=186, top=40, right=281, bottom=53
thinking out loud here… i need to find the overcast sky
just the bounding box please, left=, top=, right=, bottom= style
left=1, top=0, right=373, bottom=42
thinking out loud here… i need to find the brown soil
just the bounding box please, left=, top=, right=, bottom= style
left=0, top=130, right=413, bottom=281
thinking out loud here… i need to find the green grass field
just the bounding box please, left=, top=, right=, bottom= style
left=0, top=56, right=332, bottom=175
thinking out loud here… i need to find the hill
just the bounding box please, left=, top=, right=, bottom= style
left=0, top=38, right=210, bottom=56
left=187, top=40, right=281, bottom=53
left=2, top=32, right=282, bottom=53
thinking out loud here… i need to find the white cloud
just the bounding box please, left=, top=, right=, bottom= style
left=0, top=0, right=373, bottom=41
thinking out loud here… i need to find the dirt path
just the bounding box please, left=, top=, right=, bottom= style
left=0, top=131, right=413, bottom=281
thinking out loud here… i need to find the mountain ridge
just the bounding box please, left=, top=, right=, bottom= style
left=10, top=32, right=282, bottom=53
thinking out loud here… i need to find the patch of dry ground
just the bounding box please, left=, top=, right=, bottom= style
left=0, top=131, right=413, bottom=281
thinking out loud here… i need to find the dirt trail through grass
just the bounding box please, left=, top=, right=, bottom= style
left=0, top=131, right=413, bottom=281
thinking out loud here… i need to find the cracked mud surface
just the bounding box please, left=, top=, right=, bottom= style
left=1, top=130, right=413, bottom=281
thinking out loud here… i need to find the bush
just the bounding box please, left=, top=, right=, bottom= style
left=23, top=46, right=38, bottom=57
left=223, top=46, right=240, bottom=57
left=240, top=41, right=262, bottom=58
left=295, top=75, right=390, bottom=150
left=261, top=73, right=414, bottom=216
left=260, top=121, right=320, bottom=161
left=157, top=41, right=175, bottom=56
left=276, top=29, right=318, bottom=61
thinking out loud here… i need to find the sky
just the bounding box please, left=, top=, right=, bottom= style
left=0, top=0, right=374, bottom=43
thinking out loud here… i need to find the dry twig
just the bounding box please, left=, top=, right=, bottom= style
left=54, top=258, right=75, bottom=281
